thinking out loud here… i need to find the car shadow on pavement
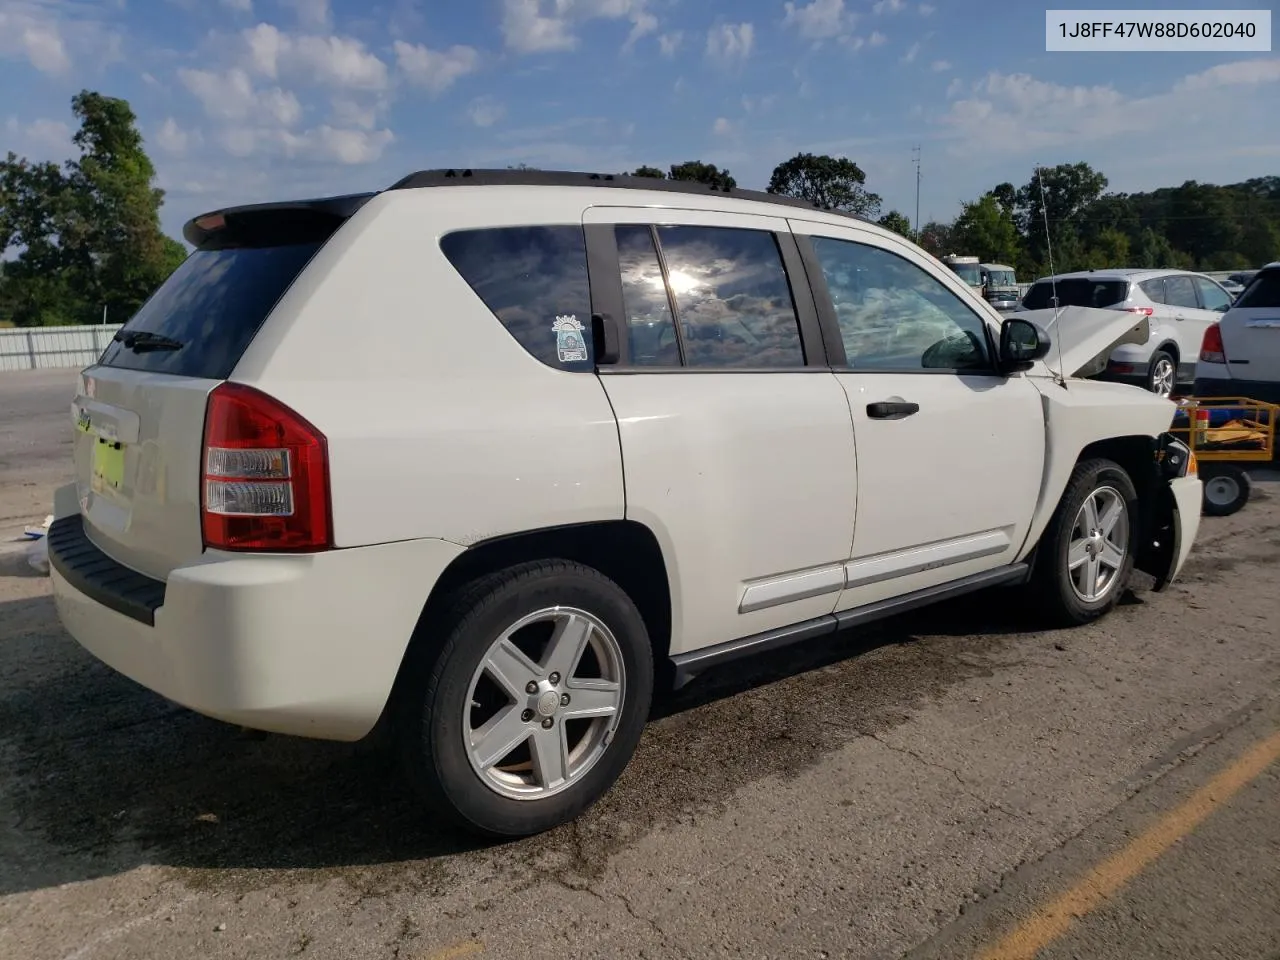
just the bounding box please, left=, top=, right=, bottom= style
left=0, top=582, right=1079, bottom=898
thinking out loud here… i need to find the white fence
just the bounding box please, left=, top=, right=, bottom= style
left=0, top=324, right=124, bottom=372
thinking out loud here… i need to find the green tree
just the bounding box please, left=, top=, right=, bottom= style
left=628, top=165, right=667, bottom=179
left=916, top=221, right=953, bottom=259
left=1014, top=161, right=1108, bottom=269
left=876, top=210, right=913, bottom=239
left=766, top=152, right=882, bottom=218
left=0, top=90, right=186, bottom=326
left=1080, top=227, right=1130, bottom=269
left=667, top=160, right=737, bottom=190
left=949, top=195, right=1021, bottom=265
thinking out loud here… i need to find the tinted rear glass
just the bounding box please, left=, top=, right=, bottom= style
left=1235, top=270, right=1280, bottom=309
left=440, top=225, right=594, bottom=371
left=97, top=242, right=321, bottom=380
left=1020, top=278, right=1129, bottom=310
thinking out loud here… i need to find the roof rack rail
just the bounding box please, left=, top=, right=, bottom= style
left=385, top=168, right=872, bottom=223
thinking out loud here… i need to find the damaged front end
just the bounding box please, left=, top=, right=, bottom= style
left=1135, top=433, right=1197, bottom=591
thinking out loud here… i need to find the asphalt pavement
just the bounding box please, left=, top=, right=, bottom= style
left=0, top=369, right=1277, bottom=960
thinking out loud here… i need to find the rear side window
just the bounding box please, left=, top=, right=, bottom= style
left=1139, top=278, right=1166, bottom=304
left=440, top=225, right=593, bottom=370
left=1164, top=275, right=1198, bottom=309
left=1020, top=278, right=1129, bottom=310
left=97, top=243, right=322, bottom=380
left=1235, top=270, right=1280, bottom=309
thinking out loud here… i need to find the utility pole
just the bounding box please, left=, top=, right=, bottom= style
left=912, top=145, right=922, bottom=238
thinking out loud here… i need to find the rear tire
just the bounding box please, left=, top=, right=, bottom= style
left=1146, top=349, right=1177, bottom=398
left=1200, top=465, right=1251, bottom=517
left=1031, top=458, right=1138, bottom=627
left=395, top=560, right=654, bottom=839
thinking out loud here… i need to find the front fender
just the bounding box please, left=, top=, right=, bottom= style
left=1135, top=439, right=1201, bottom=591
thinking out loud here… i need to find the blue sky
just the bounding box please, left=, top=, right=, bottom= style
left=2, top=0, right=1278, bottom=241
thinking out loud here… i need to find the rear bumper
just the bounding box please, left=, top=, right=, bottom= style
left=49, top=503, right=465, bottom=741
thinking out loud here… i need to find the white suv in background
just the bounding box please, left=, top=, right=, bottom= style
left=1194, top=262, right=1280, bottom=403
left=48, top=170, right=1201, bottom=839
left=1019, top=269, right=1234, bottom=396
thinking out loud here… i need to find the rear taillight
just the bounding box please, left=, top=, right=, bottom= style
left=1125, top=306, right=1155, bottom=316
left=201, top=383, right=331, bottom=552
left=1200, top=322, right=1226, bottom=364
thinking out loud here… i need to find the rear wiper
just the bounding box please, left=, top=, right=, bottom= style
left=113, top=330, right=184, bottom=352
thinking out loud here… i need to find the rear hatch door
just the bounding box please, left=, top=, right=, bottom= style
left=72, top=197, right=366, bottom=580
left=1218, top=265, right=1280, bottom=379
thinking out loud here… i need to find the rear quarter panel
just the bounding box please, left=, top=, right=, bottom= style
left=230, top=189, right=626, bottom=549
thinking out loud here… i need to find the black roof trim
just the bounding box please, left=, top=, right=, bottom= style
left=386, top=168, right=873, bottom=223
left=183, top=192, right=377, bottom=248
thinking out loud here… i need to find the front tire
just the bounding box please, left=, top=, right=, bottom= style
left=396, top=560, right=654, bottom=839
left=1031, top=458, right=1138, bottom=627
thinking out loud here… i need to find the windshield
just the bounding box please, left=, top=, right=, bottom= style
left=986, top=269, right=1016, bottom=286
left=949, top=263, right=982, bottom=285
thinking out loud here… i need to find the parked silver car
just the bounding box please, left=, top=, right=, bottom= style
left=1018, top=268, right=1234, bottom=396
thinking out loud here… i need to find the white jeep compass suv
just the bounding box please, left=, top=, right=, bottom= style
left=49, top=169, right=1202, bottom=838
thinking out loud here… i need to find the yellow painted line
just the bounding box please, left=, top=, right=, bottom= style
left=419, top=940, right=484, bottom=960
left=978, top=727, right=1280, bottom=960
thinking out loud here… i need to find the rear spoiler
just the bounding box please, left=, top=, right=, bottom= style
left=183, top=193, right=377, bottom=250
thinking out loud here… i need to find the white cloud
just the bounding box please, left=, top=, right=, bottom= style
left=310, top=125, right=393, bottom=164
left=468, top=95, right=506, bottom=128
left=706, top=22, right=754, bottom=66
left=623, top=11, right=658, bottom=51
left=873, top=0, right=905, bottom=13
left=394, top=40, right=480, bottom=94
left=221, top=0, right=253, bottom=11
left=937, top=58, right=1280, bottom=160
left=919, top=3, right=935, bottom=15
left=712, top=116, right=736, bottom=136
left=179, top=67, right=302, bottom=126
left=868, top=31, right=887, bottom=46
left=282, top=0, right=330, bottom=30
left=945, top=76, right=964, bottom=99
left=931, top=59, right=951, bottom=72
left=4, top=116, right=71, bottom=156
left=658, top=31, right=682, bottom=57
left=783, top=0, right=855, bottom=42
left=901, top=40, right=920, bottom=62
left=154, top=117, right=197, bottom=156
left=243, top=25, right=389, bottom=91
left=742, top=94, right=778, bottom=113
left=0, top=3, right=124, bottom=76
left=329, top=96, right=379, bottom=130
left=501, top=0, right=658, bottom=55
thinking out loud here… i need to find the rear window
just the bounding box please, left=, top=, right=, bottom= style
left=440, top=225, right=594, bottom=370
left=97, top=242, right=322, bottom=380
left=1021, top=278, right=1129, bottom=310
left=1235, top=270, right=1280, bottom=309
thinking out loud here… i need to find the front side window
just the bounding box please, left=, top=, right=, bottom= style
left=1195, top=277, right=1232, bottom=313
left=811, top=236, right=991, bottom=371
left=653, top=225, right=806, bottom=368
left=440, top=225, right=594, bottom=370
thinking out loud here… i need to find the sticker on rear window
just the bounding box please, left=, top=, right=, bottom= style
left=553, top=315, right=588, bottom=363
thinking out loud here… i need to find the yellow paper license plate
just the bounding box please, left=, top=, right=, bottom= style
left=91, top=438, right=125, bottom=493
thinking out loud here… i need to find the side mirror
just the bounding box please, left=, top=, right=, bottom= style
left=999, top=317, right=1051, bottom=374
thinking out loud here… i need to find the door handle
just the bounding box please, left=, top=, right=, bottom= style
left=866, top=400, right=919, bottom=420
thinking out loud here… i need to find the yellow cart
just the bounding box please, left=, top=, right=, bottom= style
left=1169, top=397, right=1278, bottom=516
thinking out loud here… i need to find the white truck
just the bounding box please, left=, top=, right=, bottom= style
left=48, top=170, right=1202, bottom=838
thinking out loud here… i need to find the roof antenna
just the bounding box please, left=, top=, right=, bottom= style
left=1036, top=163, right=1068, bottom=388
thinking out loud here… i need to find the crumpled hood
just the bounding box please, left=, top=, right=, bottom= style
left=1015, top=306, right=1151, bottom=379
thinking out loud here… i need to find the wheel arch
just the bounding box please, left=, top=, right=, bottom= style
left=371, top=519, right=675, bottom=741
